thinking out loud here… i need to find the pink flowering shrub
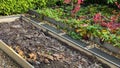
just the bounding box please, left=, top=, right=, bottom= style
left=93, top=13, right=102, bottom=24
left=63, top=0, right=84, bottom=17
left=115, top=2, right=120, bottom=9
left=71, top=5, right=80, bottom=14
left=71, top=0, right=84, bottom=14
left=93, top=13, right=120, bottom=32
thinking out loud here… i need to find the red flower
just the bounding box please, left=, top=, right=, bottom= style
left=93, top=13, right=102, bottom=24
left=115, top=2, right=120, bottom=9
left=77, top=0, right=84, bottom=4
left=118, top=5, right=120, bottom=9
left=115, top=2, right=118, bottom=5
left=101, top=21, right=107, bottom=27
left=106, top=22, right=120, bottom=31
left=71, top=5, right=80, bottom=13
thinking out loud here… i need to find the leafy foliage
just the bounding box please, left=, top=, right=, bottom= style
left=37, top=3, right=120, bottom=47
left=0, top=0, right=49, bottom=15
left=0, top=0, right=32, bottom=15
left=107, top=0, right=117, bottom=4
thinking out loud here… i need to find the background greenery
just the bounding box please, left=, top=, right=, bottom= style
left=0, top=0, right=119, bottom=15
left=0, top=0, right=48, bottom=15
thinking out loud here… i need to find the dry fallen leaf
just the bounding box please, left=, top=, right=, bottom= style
left=53, top=53, right=64, bottom=60
left=15, top=46, right=25, bottom=58
left=29, top=53, right=37, bottom=61
left=44, top=59, right=50, bottom=63
left=18, top=50, right=24, bottom=56
left=41, top=54, right=54, bottom=60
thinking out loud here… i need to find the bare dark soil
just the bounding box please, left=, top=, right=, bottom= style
left=0, top=19, right=110, bottom=68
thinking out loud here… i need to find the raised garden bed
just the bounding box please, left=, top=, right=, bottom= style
left=0, top=16, right=110, bottom=68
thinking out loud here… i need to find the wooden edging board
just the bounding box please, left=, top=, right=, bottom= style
left=0, top=40, right=34, bottom=68
left=0, top=15, right=21, bottom=22
left=0, top=15, right=34, bottom=68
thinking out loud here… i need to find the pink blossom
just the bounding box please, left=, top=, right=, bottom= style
left=115, top=2, right=118, bottom=5
left=93, top=13, right=102, bottom=24
left=115, top=2, right=120, bottom=9
left=118, top=5, right=120, bottom=9
left=77, top=0, right=84, bottom=4
left=107, top=22, right=120, bottom=31
left=100, top=21, right=107, bottom=27
left=71, top=5, right=80, bottom=13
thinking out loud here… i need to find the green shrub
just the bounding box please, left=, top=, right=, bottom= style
left=33, top=0, right=47, bottom=9
left=0, top=0, right=49, bottom=15
left=0, top=0, right=32, bottom=15
left=107, top=0, right=117, bottom=3
left=46, top=0, right=63, bottom=7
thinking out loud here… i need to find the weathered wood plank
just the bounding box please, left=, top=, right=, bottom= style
left=0, top=40, right=34, bottom=68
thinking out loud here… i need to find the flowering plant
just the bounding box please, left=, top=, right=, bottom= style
left=93, top=13, right=120, bottom=33
left=63, top=0, right=84, bottom=17
left=115, top=2, right=120, bottom=9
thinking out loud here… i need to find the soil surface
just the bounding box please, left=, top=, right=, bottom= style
left=0, top=49, right=21, bottom=68
left=0, top=19, right=110, bottom=68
